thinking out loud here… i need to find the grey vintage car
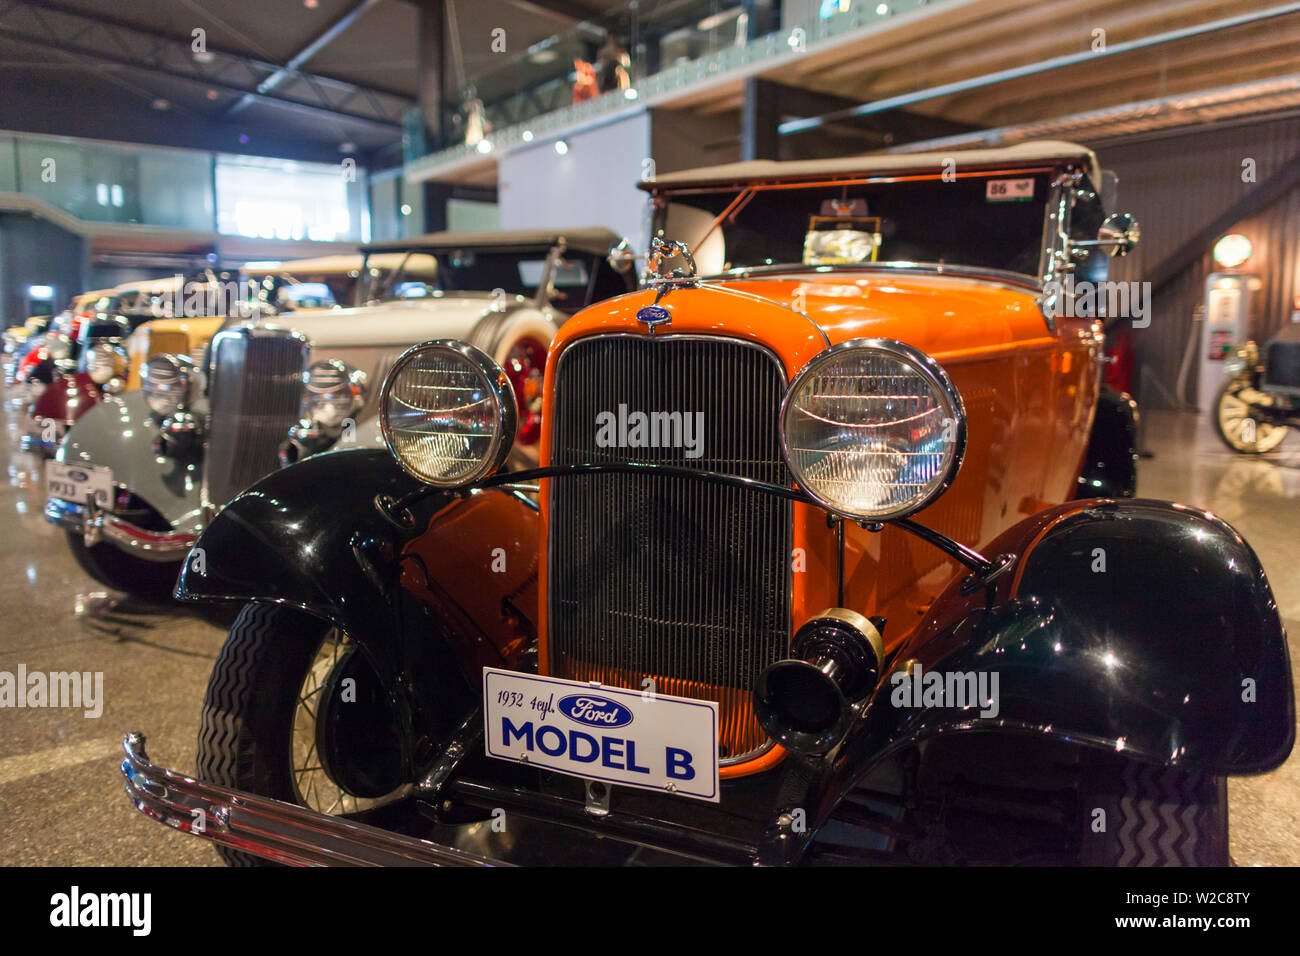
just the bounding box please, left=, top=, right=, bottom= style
left=45, top=227, right=635, bottom=596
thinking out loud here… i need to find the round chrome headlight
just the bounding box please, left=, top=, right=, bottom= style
left=781, top=339, right=966, bottom=521
left=303, top=359, right=366, bottom=428
left=86, top=341, right=128, bottom=385
left=142, top=354, right=195, bottom=418
left=380, top=340, right=517, bottom=487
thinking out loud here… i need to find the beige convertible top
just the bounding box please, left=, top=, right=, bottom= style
left=362, top=226, right=621, bottom=256
left=642, top=140, right=1101, bottom=190
left=242, top=255, right=366, bottom=276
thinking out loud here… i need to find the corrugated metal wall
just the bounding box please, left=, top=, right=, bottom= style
left=1098, top=115, right=1300, bottom=408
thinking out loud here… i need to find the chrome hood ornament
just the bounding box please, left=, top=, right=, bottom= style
left=638, top=237, right=700, bottom=332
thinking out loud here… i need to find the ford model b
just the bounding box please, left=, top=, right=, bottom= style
left=121, top=142, right=1292, bottom=866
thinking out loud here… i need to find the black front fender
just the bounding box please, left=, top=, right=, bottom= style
left=797, top=498, right=1294, bottom=849
left=175, top=448, right=446, bottom=638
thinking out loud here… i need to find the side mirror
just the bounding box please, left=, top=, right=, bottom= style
left=1097, top=212, right=1140, bottom=257
left=607, top=238, right=637, bottom=274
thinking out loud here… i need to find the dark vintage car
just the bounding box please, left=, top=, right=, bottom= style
left=121, top=141, right=1293, bottom=866
left=1212, top=324, right=1300, bottom=453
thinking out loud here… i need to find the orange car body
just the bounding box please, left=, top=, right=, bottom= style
left=394, top=144, right=1111, bottom=778
left=533, top=273, right=1101, bottom=776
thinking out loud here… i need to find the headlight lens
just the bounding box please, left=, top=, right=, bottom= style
left=781, top=339, right=966, bottom=520
left=85, top=342, right=128, bottom=385
left=142, top=354, right=195, bottom=418
left=303, top=359, right=366, bottom=428
left=380, top=340, right=517, bottom=487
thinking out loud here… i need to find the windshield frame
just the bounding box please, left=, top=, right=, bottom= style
left=649, top=162, right=1068, bottom=281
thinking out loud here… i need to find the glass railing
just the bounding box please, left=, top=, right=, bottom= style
left=1, top=131, right=367, bottom=241
left=408, top=0, right=953, bottom=168
left=1, top=131, right=216, bottom=230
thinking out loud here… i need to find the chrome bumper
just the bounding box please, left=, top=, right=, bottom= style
left=121, top=733, right=504, bottom=867
left=45, top=497, right=197, bottom=560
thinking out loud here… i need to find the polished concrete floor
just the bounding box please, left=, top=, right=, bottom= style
left=0, top=383, right=1296, bottom=867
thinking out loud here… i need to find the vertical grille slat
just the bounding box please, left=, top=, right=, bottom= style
left=206, top=329, right=308, bottom=508
left=549, top=335, right=792, bottom=764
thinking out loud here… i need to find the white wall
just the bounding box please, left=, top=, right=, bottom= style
left=447, top=198, right=500, bottom=232
left=498, top=111, right=651, bottom=252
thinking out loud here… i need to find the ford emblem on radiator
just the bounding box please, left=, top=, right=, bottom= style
left=559, top=694, right=634, bottom=728
left=67, top=469, right=89, bottom=482
left=636, top=305, right=671, bottom=329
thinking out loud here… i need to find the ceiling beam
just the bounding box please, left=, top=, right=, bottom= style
left=0, top=24, right=402, bottom=130
left=778, top=1, right=1300, bottom=136
left=502, top=0, right=606, bottom=25
left=226, top=0, right=385, bottom=117
left=5, top=0, right=413, bottom=110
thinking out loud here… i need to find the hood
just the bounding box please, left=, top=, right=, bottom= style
left=254, top=294, right=516, bottom=349
left=713, top=271, right=1050, bottom=359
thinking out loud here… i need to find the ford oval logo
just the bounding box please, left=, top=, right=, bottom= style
left=559, top=694, right=634, bottom=728
left=636, top=305, right=671, bottom=329
left=67, top=469, right=89, bottom=482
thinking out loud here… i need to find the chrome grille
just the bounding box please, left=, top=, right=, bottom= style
left=548, top=334, right=791, bottom=764
left=205, top=328, right=308, bottom=509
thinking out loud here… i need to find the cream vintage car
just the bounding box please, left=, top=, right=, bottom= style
left=46, top=228, right=634, bottom=596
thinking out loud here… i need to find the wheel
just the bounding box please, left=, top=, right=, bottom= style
left=64, top=530, right=181, bottom=599
left=1078, top=754, right=1228, bottom=866
left=1214, top=381, right=1288, bottom=453
left=196, top=603, right=410, bottom=866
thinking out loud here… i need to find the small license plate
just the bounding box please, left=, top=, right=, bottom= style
left=483, top=668, right=720, bottom=802
left=986, top=177, right=1035, bottom=202
left=46, top=460, right=113, bottom=509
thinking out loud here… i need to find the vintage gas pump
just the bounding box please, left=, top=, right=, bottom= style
left=1198, top=234, right=1259, bottom=412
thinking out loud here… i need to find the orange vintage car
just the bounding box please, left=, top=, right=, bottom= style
left=124, top=141, right=1293, bottom=867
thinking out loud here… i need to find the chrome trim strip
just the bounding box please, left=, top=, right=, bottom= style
left=120, top=733, right=504, bottom=867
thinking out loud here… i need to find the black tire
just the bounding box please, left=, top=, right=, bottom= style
left=65, top=530, right=181, bottom=599
left=1078, top=755, right=1229, bottom=866
left=196, top=602, right=407, bottom=867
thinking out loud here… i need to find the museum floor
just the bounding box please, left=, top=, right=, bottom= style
left=0, top=384, right=1296, bottom=867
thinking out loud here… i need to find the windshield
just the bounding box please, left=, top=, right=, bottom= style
left=370, top=248, right=601, bottom=311
left=656, top=172, right=1054, bottom=277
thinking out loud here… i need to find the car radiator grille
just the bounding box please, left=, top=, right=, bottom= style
left=548, top=334, right=792, bottom=764
left=205, top=328, right=308, bottom=509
